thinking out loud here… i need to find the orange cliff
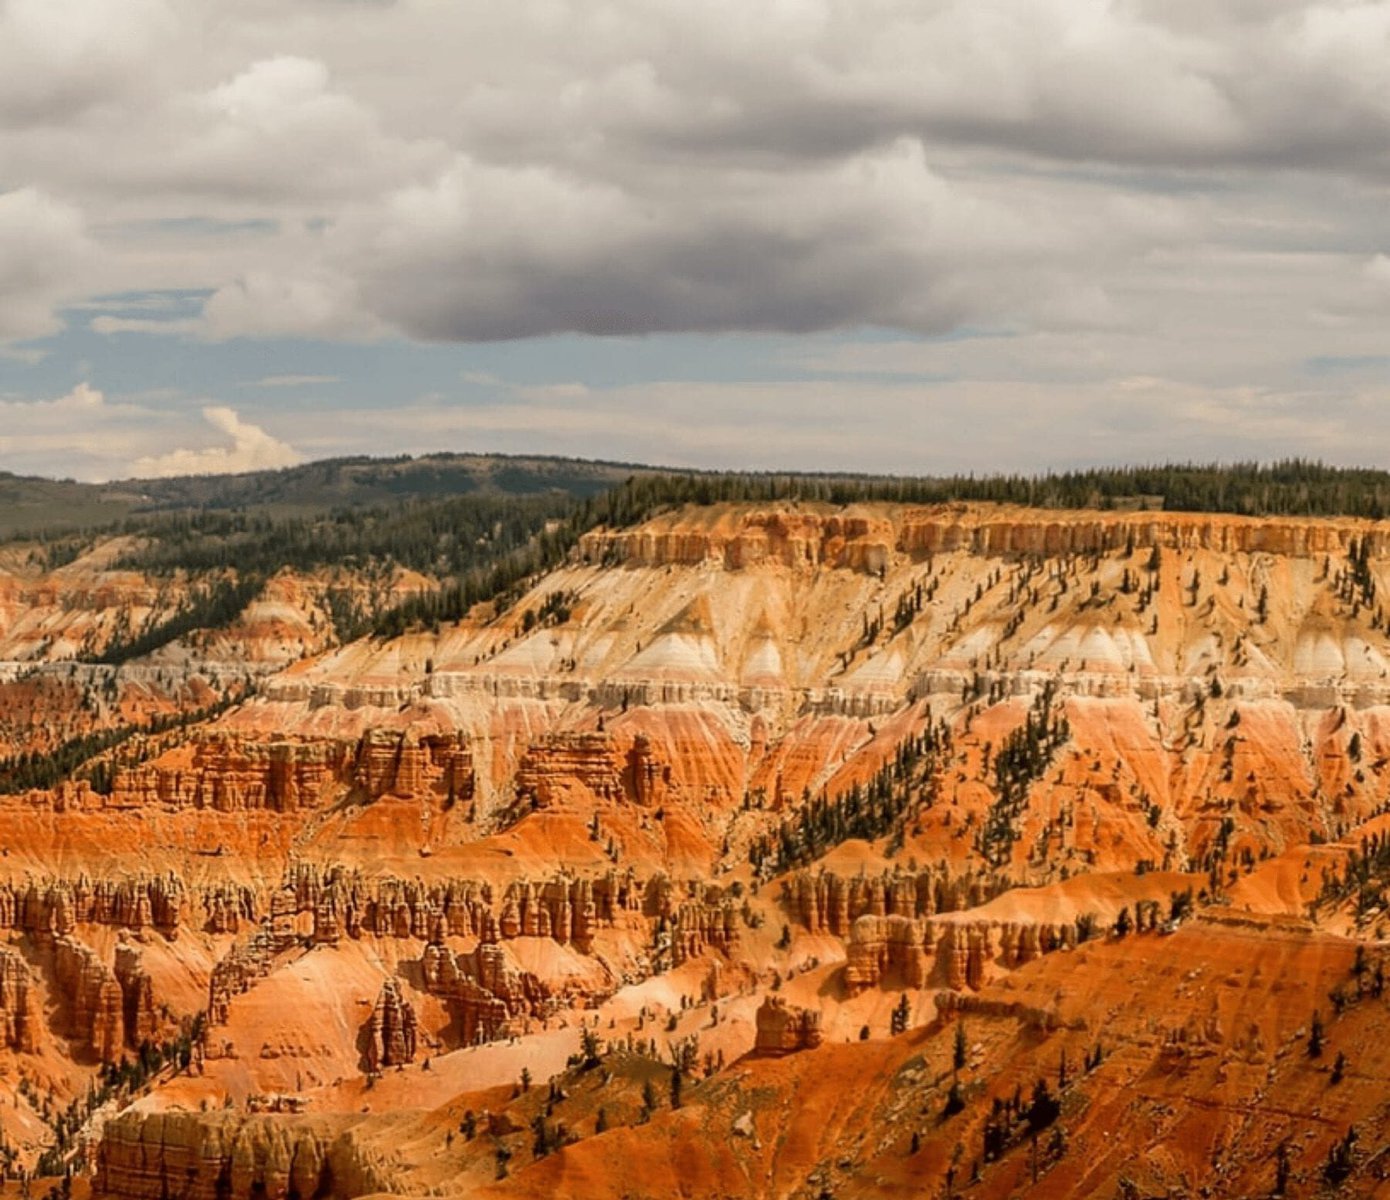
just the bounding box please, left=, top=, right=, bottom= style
left=5, top=501, right=1390, bottom=1198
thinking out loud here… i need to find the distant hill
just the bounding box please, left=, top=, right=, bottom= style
left=0, top=453, right=652, bottom=539
left=7, top=453, right=1390, bottom=543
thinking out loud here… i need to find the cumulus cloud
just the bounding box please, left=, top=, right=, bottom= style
left=131, top=405, right=302, bottom=477
left=0, top=188, right=95, bottom=341
left=0, top=0, right=175, bottom=129
left=0, top=385, right=304, bottom=480
left=1, top=0, right=1386, bottom=346
left=0, top=384, right=158, bottom=477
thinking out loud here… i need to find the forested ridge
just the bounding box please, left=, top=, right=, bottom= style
left=23, top=456, right=1390, bottom=653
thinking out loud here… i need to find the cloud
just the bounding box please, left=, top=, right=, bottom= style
left=245, top=374, right=340, bottom=387
left=198, top=268, right=383, bottom=340
left=2, top=0, right=1388, bottom=346
left=0, top=188, right=95, bottom=341
left=131, top=405, right=302, bottom=477
left=1, top=0, right=1389, bottom=475
left=90, top=315, right=199, bottom=335
left=0, top=0, right=175, bottom=129
left=264, top=368, right=1390, bottom=477
left=0, top=384, right=159, bottom=477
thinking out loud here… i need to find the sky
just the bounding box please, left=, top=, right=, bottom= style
left=2, top=0, right=1389, bottom=482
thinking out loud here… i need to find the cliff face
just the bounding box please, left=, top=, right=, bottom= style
left=93, top=730, right=474, bottom=812
left=0, top=947, right=41, bottom=1053
left=93, top=1111, right=389, bottom=1200
left=578, top=504, right=1387, bottom=567
left=11, top=501, right=1390, bottom=1199
left=53, top=936, right=125, bottom=1062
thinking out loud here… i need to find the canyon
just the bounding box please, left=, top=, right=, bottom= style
left=3, top=496, right=1390, bottom=1196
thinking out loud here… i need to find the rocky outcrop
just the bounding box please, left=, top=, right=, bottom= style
left=840, top=911, right=1079, bottom=994
left=53, top=936, right=124, bottom=1062
left=753, top=995, right=823, bottom=1055
left=788, top=866, right=1010, bottom=937
left=0, top=947, right=41, bottom=1052
left=115, top=943, right=160, bottom=1049
left=107, top=735, right=351, bottom=811
left=934, top=990, right=1067, bottom=1031
left=100, top=730, right=473, bottom=812
left=581, top=505, right=1390, bottom=572
left=206, top=927, right=295, bottom=1050
left=420, top=941, right=552, bottom=1045
left=363, top=978, right=416, bottom=1070
left=514, top=731, right=672, bottom=810
left=580, top=510, right=897, bottom=573
left=844, top=914, right=928, bottom=992
left=931, top=919, right=1077, bottom=992
left=0, top=874, right=185, bottom=940
left=205, top=883, right=258, bottom=935
left=650, top=879, right=740, bottom=968
left=94, top=1110, right=392, bottom=1200
left=352, top=730, right=474, bottom=804
left=286, top=863, right=643, bottom=949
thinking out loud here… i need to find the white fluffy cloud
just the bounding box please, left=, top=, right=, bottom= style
left=131, top=405, right=302, bottom=477
left=0, top=386, right=301, bottom=481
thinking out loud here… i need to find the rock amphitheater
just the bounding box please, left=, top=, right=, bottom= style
left=3, top=501, right=1390, bottom=1196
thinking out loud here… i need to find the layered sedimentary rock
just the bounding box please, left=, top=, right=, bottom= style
left=840, top=908, right=1082, bottom=994
left=287, top=863, right=644, bottom=949
left=843, top=914, right=929, bottom=992
left=650, top=879, right=740, bottom=968
left=206, top=927, right=295, bottom=1045
left=0, top=947, right=40, bottom=1052
left=94, top=1111, right=390, bottom=1200
left=25, top=498, right=1390, bottom=1199
left=99, top=730, right=473, bottom=812
left=114, top=943, right=160, bottom=1048
left=363, top=978, right=417, bottom=1070
left=580, top=505, right=1389, bottom=571
left=788, top=866, right=1010, bottom=937
left=352, top=730, right=474, bottom=804
left=0, top=875, right=185, bottom=940
left=421, top=941, right=550, bottom=1044
left=514, top=731, right=672, bottom=810
left=931, top=919, right=1077, bottom=992
left=53, top=936, right=124, bottom=1062
left=753, top=995, right=823, bottom=1055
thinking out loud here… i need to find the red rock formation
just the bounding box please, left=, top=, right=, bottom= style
left=789, top=866, right=1009, bottom=937
left=843, top=914, right=927, bottom=992
left=753, top=995, right=823, bottom=1055
left=0, top=874, right=185, bottom=940
left=115, top=943, right=160, bottom=1048
left=53, top=936, right=124, bottom=1062
left=0, top=947, right=40, bottom=1052
left=514, top=732, right=632, bottom=809
left=420, top=940, right=551, bottom=1045
left=102, top=730, right=473, bottom=811
left=363, top=978, right=417, bottom=1070
left=581, top=504, right=1390, bottom=572
left=206, top=927, right=295, bottom=1048
left=94, top=1111, right=389, bottom=1200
